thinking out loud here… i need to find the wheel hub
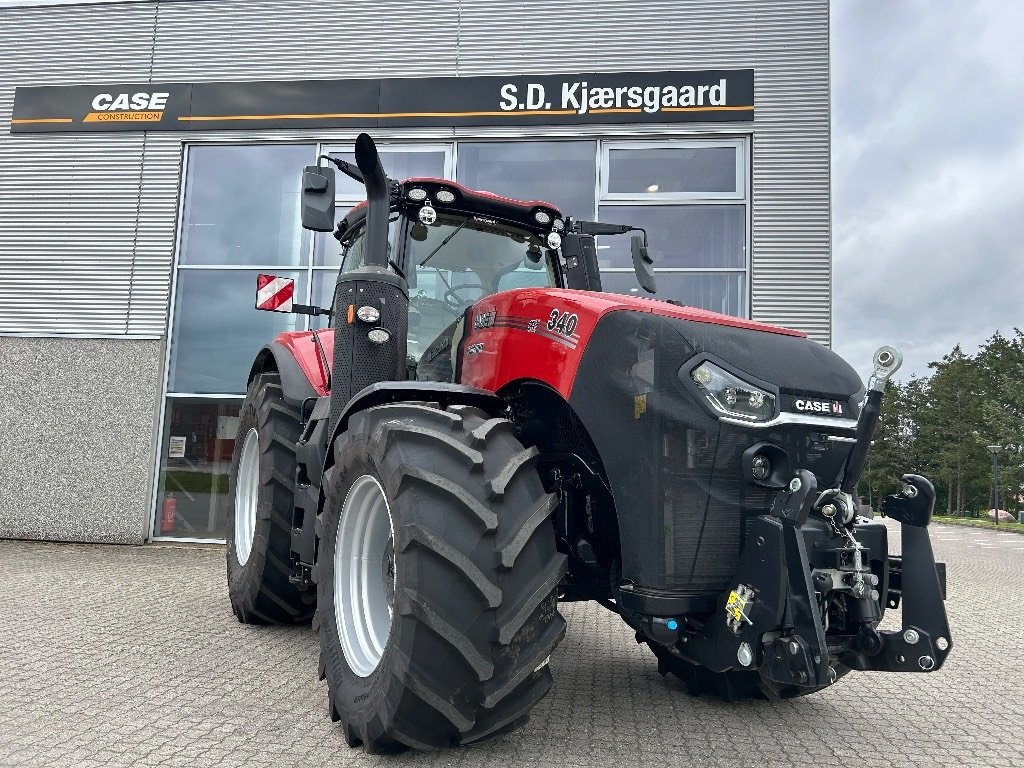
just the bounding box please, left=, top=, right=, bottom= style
left=234, top=428, right=259, bottom=566
left=381, top=538, right=396, bottom=609
left=335, top=474, right=396, bottom=678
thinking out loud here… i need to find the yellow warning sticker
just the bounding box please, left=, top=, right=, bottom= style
left=634, top=393, right=647, bottom=420
left=726, top=590, right=746, bottom=622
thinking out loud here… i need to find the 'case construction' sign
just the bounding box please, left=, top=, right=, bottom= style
left=11, top=70, right=754, bottom=133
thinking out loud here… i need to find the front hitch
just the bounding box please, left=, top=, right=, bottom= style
left=675, top=346, right=951, bottom=691
left=847, top=476, right=952, bottom=672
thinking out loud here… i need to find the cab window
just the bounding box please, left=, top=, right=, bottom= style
left=405, top=214, right=557, bottom=367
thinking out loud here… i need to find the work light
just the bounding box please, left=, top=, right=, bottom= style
left=688, top=361, right=775, bottom=422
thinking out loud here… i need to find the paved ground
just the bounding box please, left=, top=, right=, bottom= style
left=0, top=520, right=1021, bottom=768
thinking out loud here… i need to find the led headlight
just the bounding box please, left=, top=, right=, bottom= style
left=546, top=231, right=562, bottom=249
left=367, top=328, right=391, bottom=345
left=688, top=361, right=775, bottom=422
left=551, top=218, right=564, bottom=232
left=355, top=305, right=380, bottom=323
left=435, top=188, right=456, bottom=204
left=407, top=187, right=427, bottom=202
left=534, top=210, right=552, bottom=225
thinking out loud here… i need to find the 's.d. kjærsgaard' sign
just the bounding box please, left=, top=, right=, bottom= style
left=11, top=70, right=753, bottom=133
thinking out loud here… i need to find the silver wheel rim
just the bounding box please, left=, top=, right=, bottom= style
left=335, top=474, right=395, bottom=678
left=234, top=428, right=260, bottom=566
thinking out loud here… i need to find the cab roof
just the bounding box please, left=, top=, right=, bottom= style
left=338, top=177, right=563, bottom=240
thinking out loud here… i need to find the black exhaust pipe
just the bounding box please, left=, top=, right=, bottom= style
left=327, top=133, right=409, bottom=434
left=354, top=132, right=390, bottom=269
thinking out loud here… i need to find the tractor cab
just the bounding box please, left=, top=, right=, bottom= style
left=332, top=177, right=566, bottom=372
left=260, top=138, right=649, bottom=388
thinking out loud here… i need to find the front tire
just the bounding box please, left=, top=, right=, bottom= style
left=315, top=402, right=567, bottom=752
left=226, top=371, right=315, bottom=625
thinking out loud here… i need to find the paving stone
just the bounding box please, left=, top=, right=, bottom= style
left=0, top=520, right=1020, bottom=767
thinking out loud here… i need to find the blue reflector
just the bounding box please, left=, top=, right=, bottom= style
left=666, top=619, right=679, bottom=631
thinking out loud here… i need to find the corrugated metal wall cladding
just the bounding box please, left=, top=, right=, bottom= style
left=127, top=134, right=181, bottom=335
left=0, top=132, right=146, bottom=335
left=151, top=0, right=461, bottom=80
left=1, top=0, right=830, bottom=341
left=747, top=1, right=830, bottom=343
left=0, top=3, right=156, bottom=335
left=455, top=0, right=758, bottom=73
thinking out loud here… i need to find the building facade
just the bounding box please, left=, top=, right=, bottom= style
left=0, top=0, right=831, bottom=544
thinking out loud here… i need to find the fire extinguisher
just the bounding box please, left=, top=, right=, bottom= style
left=161, top=494, right=176, bottom=534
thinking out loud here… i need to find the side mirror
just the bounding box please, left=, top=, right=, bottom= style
left=301, top=165, right=336, bottom=232
left=631, top=234, right=656, bottom=294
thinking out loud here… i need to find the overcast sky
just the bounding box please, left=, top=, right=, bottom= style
left=830, top=1, right=1023, bottom=381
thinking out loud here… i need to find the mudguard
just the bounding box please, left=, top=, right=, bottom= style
left=328, top=381, right=502, bottom=447
left=247, top=338, right=324, bottom=407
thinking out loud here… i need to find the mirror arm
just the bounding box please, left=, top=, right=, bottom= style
left=291, top=303, right=332, bottom=317
left=570, top=219, right=647, bottom=245
left=319, top=154, right=364, bottom=184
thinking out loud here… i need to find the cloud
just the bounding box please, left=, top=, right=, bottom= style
left=831, top=1, right=1024, bottom=381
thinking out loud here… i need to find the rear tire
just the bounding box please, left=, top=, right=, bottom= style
left=226, top=371, right=315, bottom=625
left=315, top=402, right=567, bottom=752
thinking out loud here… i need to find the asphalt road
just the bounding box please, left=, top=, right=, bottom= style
left=0, top=520, right=1021, bottom=768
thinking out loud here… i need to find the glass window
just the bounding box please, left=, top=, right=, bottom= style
left=328, top=149, right=447, bottom=200
left=315, top=151, right=445, bottom=267
left=457, top=141, right=597, bottom=220
left=314, top=216, right=346, bottom=268
left=606, top=144, right=741, bottom=197
left=406, top=213, right=556, bottom=362
left=168, top=269, right=308, bottom=394
left=600, top=271, right=746, bottom=317
left=340, top=214, right=402, bottom=273
left=179, top=145, right=315, bottom=266
left=155, top=398, right=242, bottom=540
left=596, top=205, right=745, bottom=269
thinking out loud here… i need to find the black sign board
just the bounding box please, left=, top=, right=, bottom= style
left=11, top=70, right=753, bottom=134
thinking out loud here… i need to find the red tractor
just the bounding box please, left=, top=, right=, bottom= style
left=228, top=134, right=950, bottom=752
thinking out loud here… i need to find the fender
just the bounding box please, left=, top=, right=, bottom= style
left=326, top=381, right=503, bottom=452
left=247, top=331, right=334, bottom=406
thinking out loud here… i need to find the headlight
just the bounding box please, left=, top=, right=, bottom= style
left=687, top=361, right=775, bottom=422
left=435, top=188, right=456, bottom=204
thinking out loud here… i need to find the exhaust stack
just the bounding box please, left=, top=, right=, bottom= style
left=354, top=133, right=390, bottom=269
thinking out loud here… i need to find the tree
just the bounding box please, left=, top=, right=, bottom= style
left=863, top=331, right=1024, bottom=517
left=975, top=329, right=1024, bottom=514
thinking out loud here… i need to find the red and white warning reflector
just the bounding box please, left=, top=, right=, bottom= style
left=255, top=274, right=295, bottom=312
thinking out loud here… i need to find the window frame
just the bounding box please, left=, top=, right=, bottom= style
left=600, top=138, right=747, bottom=202
left=596, top=136, right=750, bottom=316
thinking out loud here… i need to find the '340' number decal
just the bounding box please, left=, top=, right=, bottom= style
left=546, top=309, right=578, bottom=336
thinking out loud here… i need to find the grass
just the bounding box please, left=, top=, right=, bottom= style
left=163, top=470, right=230, bottom=495
left=932, top=515, right=1024, bottom=534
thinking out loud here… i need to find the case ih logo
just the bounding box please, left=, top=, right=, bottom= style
left=794, top=399, right=845, bottom=415
left=84, top=92, right=169, bottom=123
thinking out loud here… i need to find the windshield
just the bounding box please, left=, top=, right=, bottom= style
left=405, top=213, right=558, bottom=361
